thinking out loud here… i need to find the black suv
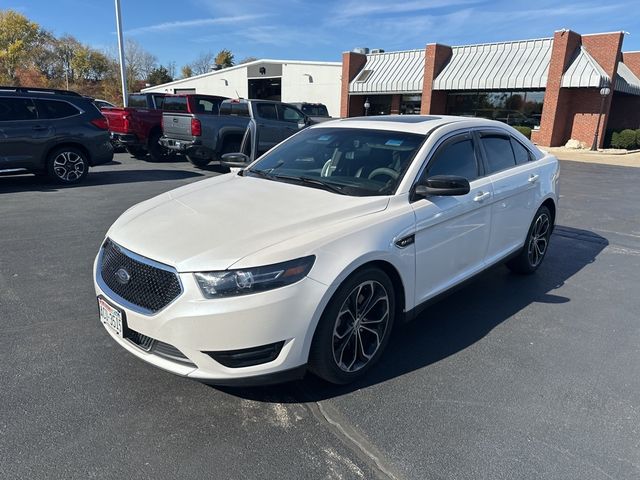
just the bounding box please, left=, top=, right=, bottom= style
left=0, top=87, right=113, bottom=184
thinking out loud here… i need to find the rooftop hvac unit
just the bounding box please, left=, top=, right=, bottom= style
left=370, top=48, right=385, bottom=54
left=352, top=47, right=369, bottom=55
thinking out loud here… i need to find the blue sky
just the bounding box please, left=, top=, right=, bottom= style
left=8, top=0, right=640, bottom=67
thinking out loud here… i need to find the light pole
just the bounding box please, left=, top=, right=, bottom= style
left=364, top=98, right=370, bottom=116
left=114, top=0, right=128, bottom=107
left=590, top=85, right=611, bottom=151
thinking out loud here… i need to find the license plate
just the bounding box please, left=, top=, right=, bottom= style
left=99, top=297, right=123, bottom=337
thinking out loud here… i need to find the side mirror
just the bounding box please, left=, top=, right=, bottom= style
left=414, top=175, right=470, bottom=198
left=221, top=152, right=250, bottom=168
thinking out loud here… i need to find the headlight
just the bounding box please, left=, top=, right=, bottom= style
left=194, top=256, right=315, bottom=298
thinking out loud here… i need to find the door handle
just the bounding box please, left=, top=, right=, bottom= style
left=474, top=191, right=491, bottom=202
left=32, top=125, right=47, bottom=131
left=528, top=174, right=539, bottom=184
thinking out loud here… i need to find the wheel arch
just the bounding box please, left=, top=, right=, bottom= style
left=44, top=142, right=91, bottom=166
left=541, top=197, right=556, bottom=227
left=302, top=255, right=410, bottom=363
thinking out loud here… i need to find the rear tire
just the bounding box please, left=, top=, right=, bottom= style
left=309, top=268, right=395, bottom=384
left=506, top=205, right=552, bottom=274
left=147, top=131, right=169, bottom=162
left=125, top=146, right=147, bottom=159
left=46, top=146, right=89, bottom=184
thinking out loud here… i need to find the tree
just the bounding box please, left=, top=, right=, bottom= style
left=215, top=49, right=234, bottom=69
left=181, top=65, right=193, bottom=79
left=190, top=51, right=215, bottom=75
left=0, top=10, right=45, bottom=83
left=148, top=65, right=173, bottom=85
left=123, top=38, right=157, bottom=86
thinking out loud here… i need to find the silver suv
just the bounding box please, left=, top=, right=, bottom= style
left=0, top=87, right=114, bottom=184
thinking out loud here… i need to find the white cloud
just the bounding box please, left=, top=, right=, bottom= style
left=126, top=14, right=269, bottom=35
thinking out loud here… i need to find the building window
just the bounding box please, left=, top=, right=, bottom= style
left=445, top=90, right=545, bottom=128
left=401, top=94, right=421, bottom=114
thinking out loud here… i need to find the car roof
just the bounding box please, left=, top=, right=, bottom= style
left=311, top=115, right=514, bottom=135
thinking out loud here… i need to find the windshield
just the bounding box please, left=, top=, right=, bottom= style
left=248, top=127, right=425, bottom=196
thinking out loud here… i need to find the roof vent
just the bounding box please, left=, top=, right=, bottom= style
left=370, top=48, right=385, bottom=54
left=352, top=47, right=369, bottom=55
left=209, top=64, right=222, bottom=71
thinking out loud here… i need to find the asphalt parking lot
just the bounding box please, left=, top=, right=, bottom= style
left=1, top=153, right=639, bottom=479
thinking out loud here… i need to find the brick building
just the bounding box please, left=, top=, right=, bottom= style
left=341, top=30, right=640, bottom=148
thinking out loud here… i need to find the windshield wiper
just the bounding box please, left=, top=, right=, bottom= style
left=271, top=174, right=347, bottom=195
left=247, top=168, right=275, bottom=179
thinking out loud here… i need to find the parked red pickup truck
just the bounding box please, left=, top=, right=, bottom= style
left=102, top=93, right=168, bottom=161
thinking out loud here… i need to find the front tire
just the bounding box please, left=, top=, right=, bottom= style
left=506, top=205, right=552, bottom=274
left=46, top=147, right=89, bottom=184
left=309, top=268, right=395, bottom=384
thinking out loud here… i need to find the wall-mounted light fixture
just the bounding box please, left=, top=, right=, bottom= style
left=220, top=79, right=229, bottom=86
left=303, top=73, right=314, bottom=83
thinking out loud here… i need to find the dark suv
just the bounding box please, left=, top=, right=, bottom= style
left=0, top=87, right=113, bottom=184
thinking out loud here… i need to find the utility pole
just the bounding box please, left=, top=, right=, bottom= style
left=114, top=0, right=128, bottom=107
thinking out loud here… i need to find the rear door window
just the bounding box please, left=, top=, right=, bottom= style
left=0, top=97, right=38, bottom=121
left=481, top=134, right=517, bottom=173
left=511, top=138, right=534, bottom=164
left=34, top=99, right=79, bottom=119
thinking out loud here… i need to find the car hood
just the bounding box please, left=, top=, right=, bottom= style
left=107, top=174, right=389, bottom=272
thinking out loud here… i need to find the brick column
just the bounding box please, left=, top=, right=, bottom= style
left=580, top=32, right=624, bottom=147
left=623, top=52, right=640, bottom=77
left=390, top=94, right=401, bottom=114
left=531, top=30, right=581, bottom=146
left=420, top=43, right=452, bottom=115
left=340, top=51, right=367, bottom=118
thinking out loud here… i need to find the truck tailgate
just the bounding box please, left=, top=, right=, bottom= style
left=162, top=113, right=194, bottom=140
left=103, top=108, right=129, bottom=133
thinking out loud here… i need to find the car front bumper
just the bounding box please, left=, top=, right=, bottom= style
left=93, top=252, right=328, bottom=385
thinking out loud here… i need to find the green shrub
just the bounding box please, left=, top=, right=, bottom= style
left=610, top=130, right=621, bottom=148
left=611, top=128, right=637, bottom=150
left=604, top=129, right=615, bottom=148
left=513, top=126, right=532, bottom=139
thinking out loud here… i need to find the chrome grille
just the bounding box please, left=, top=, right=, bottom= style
left=99, top=239, right=182, bottom=314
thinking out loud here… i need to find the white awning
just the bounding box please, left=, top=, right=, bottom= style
left=561, top=47, right=609, bottom=88
left=349, top=49, right=425, bottom=94
left=615, top=62, right=640, bottom=96
left=433, top=38, right=552, bottom=91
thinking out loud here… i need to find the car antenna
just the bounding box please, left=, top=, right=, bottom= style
left=235, top=90, right=240, bottom=98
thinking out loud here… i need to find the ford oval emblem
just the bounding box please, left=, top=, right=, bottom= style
left=115, top=267, right=131, bottom=285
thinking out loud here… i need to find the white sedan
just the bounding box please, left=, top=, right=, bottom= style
left=94, top=116, right=559, bottom=385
